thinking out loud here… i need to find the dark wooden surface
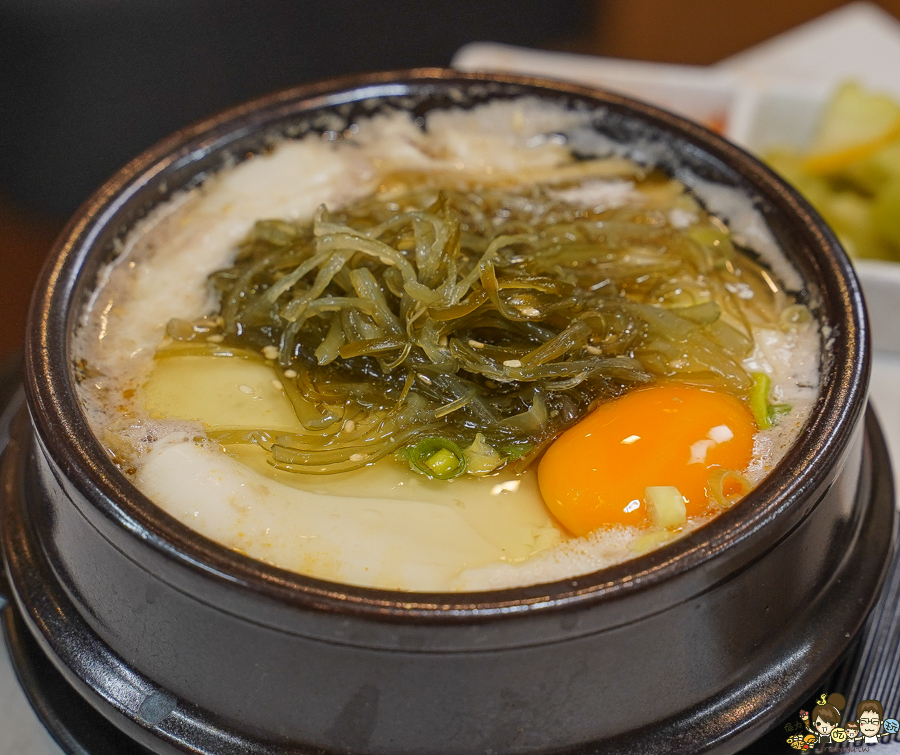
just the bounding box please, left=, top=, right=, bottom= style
left=571, top=0, right=900, bottom=64
left=0, top=196, right=59, bottom=363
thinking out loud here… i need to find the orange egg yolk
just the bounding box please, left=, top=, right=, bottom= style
left=538, top=383, right=756, bottom=535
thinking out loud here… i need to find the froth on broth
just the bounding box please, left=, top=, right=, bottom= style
left=74, top=99, right=820, bottom=592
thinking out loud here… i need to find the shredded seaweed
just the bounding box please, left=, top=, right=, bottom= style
left=165, top=169, right=789, bottom=475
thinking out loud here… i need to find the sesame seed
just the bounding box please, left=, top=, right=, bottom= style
left=349, top=453, right=368, bottom=462
left=417, top=373, right=433, bottom=385
left=283, top=369, right=297, bottom=378
left=585, top=345, right=602, bottom=355
left=518, top=307, right=540, bottom=317
left=343, top=420, right=356, bottom=433
left=206, top=334, right=224, bottom=343
left=503, top=359, right=522, bottom=368
left=271, top=380, right=283, bottom=390
left=468, top=339, right=485, bottom=349
left=262, top=345, right=279, bottom=360
left=238, top=384, right=254, bottom=394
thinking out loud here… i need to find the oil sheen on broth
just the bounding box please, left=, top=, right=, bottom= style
left=74, top=99, right=820, bottom=592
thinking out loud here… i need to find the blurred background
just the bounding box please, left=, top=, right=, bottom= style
left=3, top=0, right=900, bottom=363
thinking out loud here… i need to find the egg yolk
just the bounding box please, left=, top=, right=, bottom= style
left=538, top=384, right=756, bottom=535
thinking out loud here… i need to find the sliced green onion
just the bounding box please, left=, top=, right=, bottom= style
left=709, top=468, right=752, bottom=510
left=644, top=486, right=687, bottom=528
left=750, top=372, right=792, bottom=429
left=780, top=303, right=813, bottom=332
left=404, top=438, right=466, bottom=480
left=749, top=372, right=773, bottom=429
left=424, top=448, right=459, bottom=476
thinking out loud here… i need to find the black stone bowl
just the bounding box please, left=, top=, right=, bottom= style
left=1, top=69, right=894, bottom=755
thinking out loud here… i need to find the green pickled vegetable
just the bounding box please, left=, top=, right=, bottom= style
left=764, top=82, right=900, bottom=262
